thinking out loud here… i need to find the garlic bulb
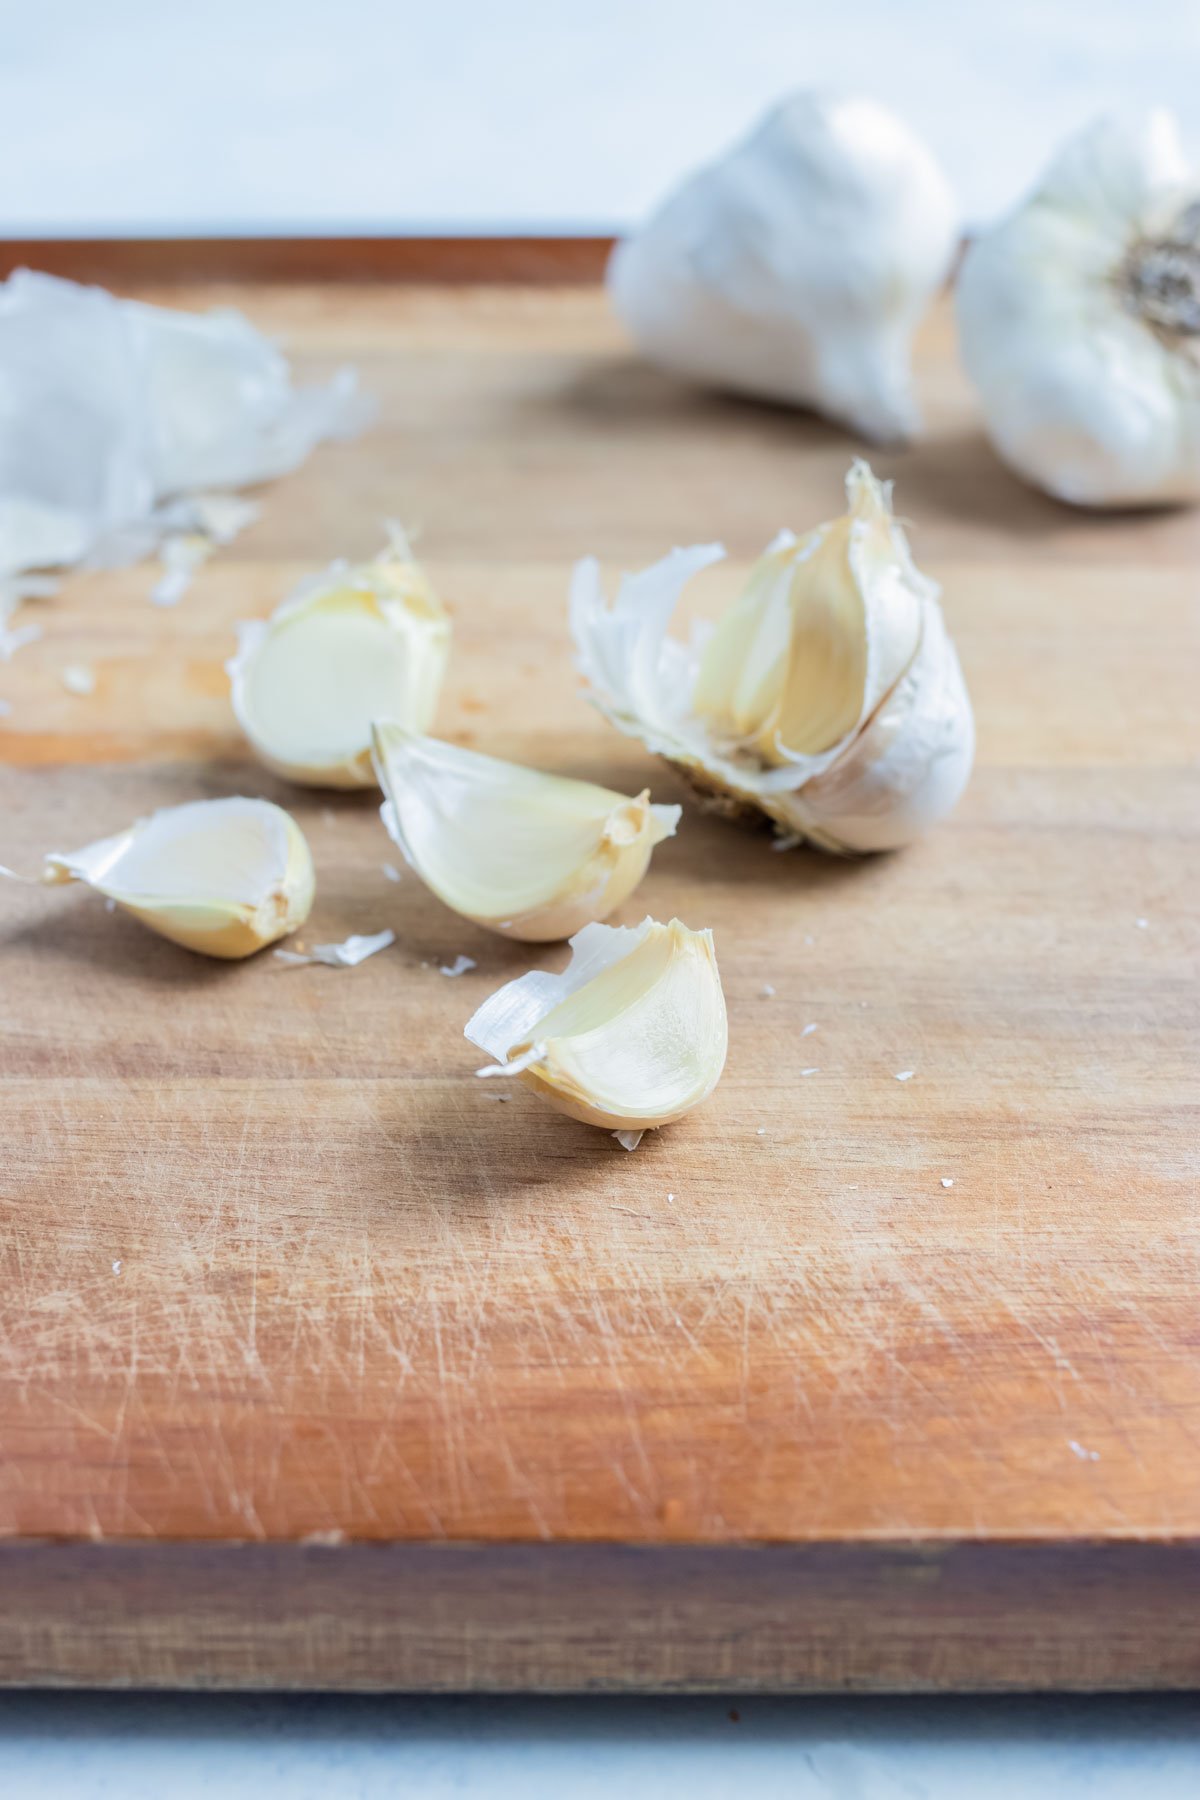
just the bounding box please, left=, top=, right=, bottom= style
left=38, top=796, right=314, bottom=957
left=571, top=461, right=973, bottom=853
left=465, top=917, right=727, bottom=1135
left=372, top=723, right=679, bottom=941
left=229, top=531, right=451, bottom=787
left=608, top=93, right=959, bottom=442
left=957, top=112, right=1200, bottom=507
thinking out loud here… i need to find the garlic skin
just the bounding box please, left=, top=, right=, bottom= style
left=465, top=917, right=727, bottom=1133
left=957, top=113, right=1200, bottom=508
left=608, top=94, right=959, bottom=442
left=41, top=797, right=314, bottom=958
left=571, top=461, right=973, bottom=854
left=229, top=534, right=451, bottom=787
left=372, top=723, right=680, bottom=941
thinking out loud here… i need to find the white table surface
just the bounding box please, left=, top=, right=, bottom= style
left=0, top=1693, right=1197, bottom=1797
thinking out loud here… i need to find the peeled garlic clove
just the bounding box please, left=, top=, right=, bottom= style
left=571, top=460, right=973, bottom=854
left=957, top=112, right=1200, bottom=507
left=609, top=93, right=958, bottom=442
left=372, top=723, right=680, bottom=941
left=228, top=531, right=451, bottom=787
left=41, top=796, right=314, bottom=958
left=465, top=917, right=727, bottom=1133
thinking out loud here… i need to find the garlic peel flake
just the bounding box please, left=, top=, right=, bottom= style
left=466, top=917, right=727, bottom=1133
left=373, top=724, right=680, bottom=941
left=229, top=539, right=451, bottom=788
left=40, top=796, right=314, bottom=958
left=571, top=462, right=973, bottom=853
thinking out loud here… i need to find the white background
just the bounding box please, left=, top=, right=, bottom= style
left=3, top=0, right=1198, bottom=234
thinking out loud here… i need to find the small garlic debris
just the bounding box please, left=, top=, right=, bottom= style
left=941, top=1178, right=954, bottom=1189
left=895, top=1070, right=915, bottom=1082
left=274, top=928, right=394, bottom=968
left=609, top=93, right=958, bottom=442
left=34, top=796, right=314, bottom=958
left=61, top=662, right=95, bottom=695
left=958, top=112, right=1200, bottom=507
left=112, top=1260, right=122, bottom=1274
left=1135, top=918, right=1149, bottom=930
left=614, top=1131, right=644, bottom=1153
left=228, top=528, right=451, bottom=788
left=801, top=1022, right=818, bottom=1036
left=373, top=723, right=680, bottom=941
left=466, top=917, right=727, bottom=1136
left=440, top=954, right=476, bottom=977
left=760, top=983, right=776, bottom=998
left=573, top=461, right=974, bottom=853
left=799, top=1067, right=820, bottom=1077
left=381, top=862, right=402, bottom=883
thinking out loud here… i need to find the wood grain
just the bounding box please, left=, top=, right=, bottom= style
left=1, top=278, right=1198, bottom=1689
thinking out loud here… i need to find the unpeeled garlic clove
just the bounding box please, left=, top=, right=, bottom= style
left=465, top=917, right=727, bottom=1134
left=228, top=529, right=451, bottom=787
left=608, top=93, right=959, bottom=442
left=38, top=796, right=314, bottom=958
left=372, top=723, right=680, bottom=942
left=957, top=112, right=1200, bottom=508
left=571, top=460, right=973, bottom=853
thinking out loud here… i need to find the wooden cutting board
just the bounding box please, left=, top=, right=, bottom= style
left=2, top=255, right=1198, bottom=1691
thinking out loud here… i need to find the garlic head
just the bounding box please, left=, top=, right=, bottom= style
left=372, top=723, right=680, bottom=941
left=229, top=533, right=450, bottom=786
left=571, top=460, right=973, bottom=853
left=957, top=112, right=1200, bottom=507
left=609, top=93, right=959, bottom=442
left=42, top=796, right=314, bottom=957
left=465, top=917, right=727, bottom=1133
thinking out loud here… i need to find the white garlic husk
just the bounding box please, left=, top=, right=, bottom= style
left=37, top=796, right=314, bottom=958
left=465, top=917, right=727, bottom=1135
left=372, top=723, right=680, bottom=941
left=229, top=530, right=451, bottom=787
left=571, top=461, right=973, bottom=853
left=957, top=112, right=1200, bottom=508
left=608, top=93, right=959, bottom=442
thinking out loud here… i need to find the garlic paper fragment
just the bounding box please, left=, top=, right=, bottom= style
left=372, top=724, right=680, bottom=941
left=36, top=797, right=314, bottom=958
left=609, top=94, right=958, bottom=442
left=230, top=534, right=451, bottom=787
left=465, top=918, right=727, bottom=1134
left=957, top=113, right=1200, bottom=507
left=0, top=270, right=368, bottom=580
left=572, top=461, right=973, bottom=853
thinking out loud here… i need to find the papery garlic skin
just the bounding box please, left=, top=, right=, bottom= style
left=229, top=535, right=451, bottom=787
left=957, top=113, right=1200, bottom=508
left=373, top=723, right=680, bottom=941
left=571, top=461, right=973, bottom=854
left=41, top=796, right=314, bottom=958
left=609, top=94, right=958, bottom=442
left=466, top=917, right=727, bottom=1132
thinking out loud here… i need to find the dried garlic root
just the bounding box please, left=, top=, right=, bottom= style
left=571, top=460, right=973, bottom=853
left=32, top=797, right=314, bottom=958
left=229, top=529, right=450, bottom=787
left=372, top=724, right=680, bottom=941
left=465, top=917, right=727, bottom=1135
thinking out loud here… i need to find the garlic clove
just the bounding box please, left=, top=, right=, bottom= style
left=372, top=723, right=680, bottom=942
left=571, top=460, right=973, bottom=854
left=957, top=112, right=1200, bottom=508
left=41, top=796, right=314, bottom=957
left=465, top=917, right=727, bottom=1133
left=228, top=531, right=451, bottom=787
left=608, top=93, right=959, bottom=442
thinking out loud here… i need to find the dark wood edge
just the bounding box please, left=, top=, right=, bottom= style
left=0, top=237, right=616, bottom=286
left=2, top=1539, right=1198, bottom=1692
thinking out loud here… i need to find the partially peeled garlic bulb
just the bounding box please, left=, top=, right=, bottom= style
left=372, top=723, right=679, bottom=940
left=609, top=93, right=959, bottom=442
left=34, top=796, right=314, bottom=957
left=229, top=530, right=451, bottom=786
left=957, top=113, right=1200, bottom=507
left=465, top=917, right=727, bottom=1137
left=571, top=461, right=974, bottom=853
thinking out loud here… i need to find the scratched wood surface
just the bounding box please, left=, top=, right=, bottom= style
left=1, top=275, right=1198, bottom=1689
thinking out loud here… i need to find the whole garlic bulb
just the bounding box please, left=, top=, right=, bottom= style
left=957, top=112, right=1200, bottom=507
left=571, top=461, right=974, bottom=853
left=609, top=93, right=959, bottom=442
